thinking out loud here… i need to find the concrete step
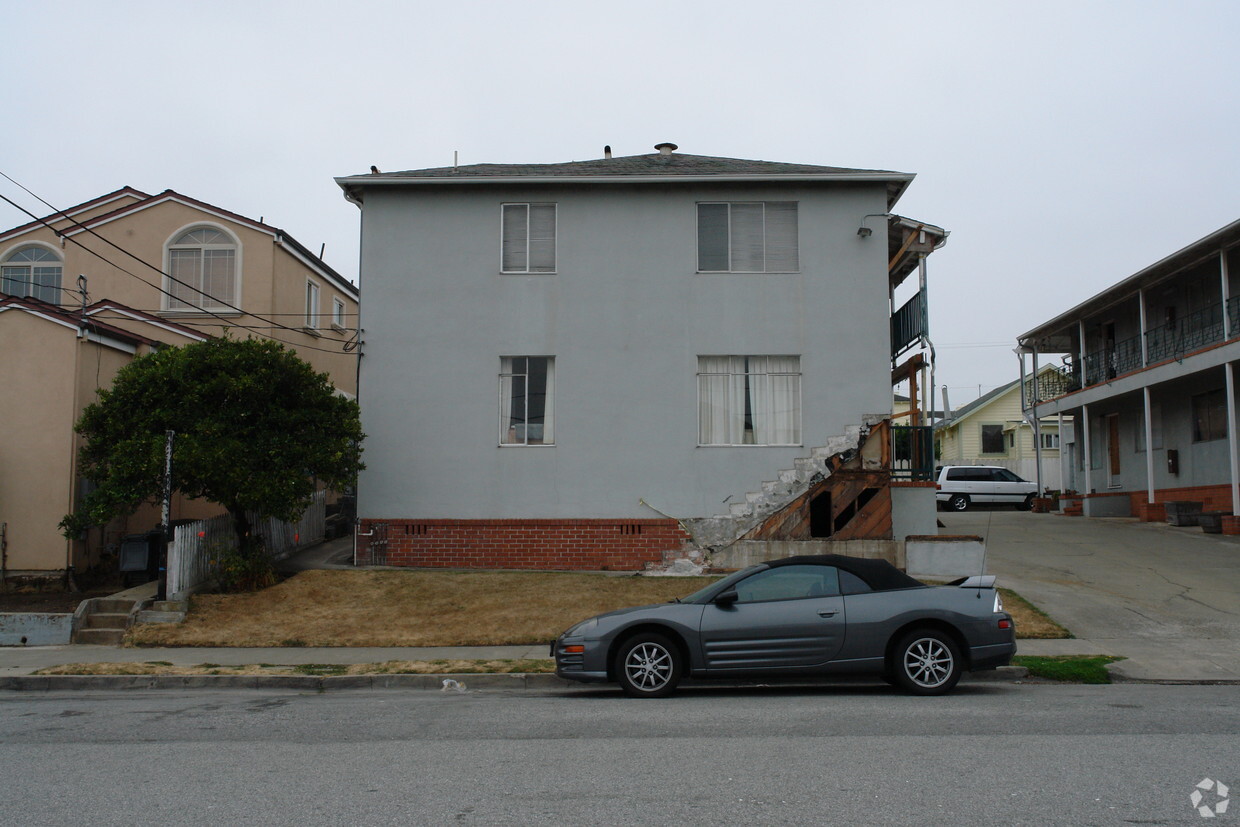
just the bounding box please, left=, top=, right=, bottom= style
left=150, top=600, right=188, bottom=613
left=92, top=599, right=137, bottom=614
left=73, top=628, right=125, bottom=646
left=83, top=612, right=130, bottom=630
left=136, top=610, right=185, bottom=624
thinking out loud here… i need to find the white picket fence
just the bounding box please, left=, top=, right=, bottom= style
left=166, top=492, right=326, bottom=600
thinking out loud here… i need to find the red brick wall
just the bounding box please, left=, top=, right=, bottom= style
left=355, top=518, right=693, bottom=571
left=1128, top=484, right=1235, bottom=519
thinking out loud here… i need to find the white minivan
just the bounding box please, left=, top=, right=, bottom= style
left=935, top=466, right=1039, bottom=512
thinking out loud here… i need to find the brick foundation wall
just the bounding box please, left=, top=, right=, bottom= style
left=356, top=518, right=693, bottom=571
left=1127, top=484, right=1236, bottom=521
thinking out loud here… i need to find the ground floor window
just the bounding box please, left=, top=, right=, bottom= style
left=698, top=356, right=801, bottom=445
left=1192, top=388, right=1227, bottom=442
left=1041, top=432, right=1060, bottom=449
left=500, top=356, right=554, bottom=445
left=980, top=423, right=1005, bottom=454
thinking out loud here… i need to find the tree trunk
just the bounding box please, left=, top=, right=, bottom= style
left=229, top=507, right=259, bottom=557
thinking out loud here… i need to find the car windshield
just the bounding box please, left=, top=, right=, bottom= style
left=676, top=565, right=764, bottom=604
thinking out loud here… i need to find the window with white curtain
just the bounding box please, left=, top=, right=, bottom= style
left=500, top=356, right=554, bottom=445
left=166, top=227, right=237, bottom=310
left=1, top=245, right=63, bottom=303
left=501, top=203, right=556, bottom=273
left=697, top=202, right=798, bottom=273
left=698, top=356, right=801, bottom=445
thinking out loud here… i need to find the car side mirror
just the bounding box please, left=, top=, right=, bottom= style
left=714, top=589, right=738, bottom=607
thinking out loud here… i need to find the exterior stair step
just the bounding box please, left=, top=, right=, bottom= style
left=91, top=599, right=137, bottom=614
left=73, top=628, right=125, bottom=646
left=84, top=612, right=130, bottom=630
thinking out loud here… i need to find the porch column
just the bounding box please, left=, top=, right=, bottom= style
left=1031, top=350, right=1043, bottom=494
left=1082, top=403, right=1093, bottom=495
left=1223, top=250, right=1233, bottom=339
left=1228, top=363, right=1240, bottom=514
left=1059, top=412, right=1067, bottom=492
left=1078, top=320, right=1088, bottom=385
left=1139, top=288, right=1149, bottom=366
left=1143, top=386, right=1155, bottom=507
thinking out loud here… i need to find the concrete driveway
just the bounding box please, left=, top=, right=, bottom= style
left=939, top=509, right=1240, bottom=682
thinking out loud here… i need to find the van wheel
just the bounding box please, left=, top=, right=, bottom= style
left=947, top=494, right=969, bottom=512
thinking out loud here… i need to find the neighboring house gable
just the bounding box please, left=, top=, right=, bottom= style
left=0, top=190, right=361, bottom=575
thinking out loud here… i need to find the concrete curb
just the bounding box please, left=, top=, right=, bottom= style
left=0, top=666, right=1031, bottom=692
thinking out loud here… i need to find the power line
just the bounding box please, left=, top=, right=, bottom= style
left=0, top=179, right=358, bottom=356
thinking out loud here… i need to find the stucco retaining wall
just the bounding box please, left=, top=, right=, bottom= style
left=905, top=535, right=986, bottom=579
left=0, top=613, right=74, bottom=646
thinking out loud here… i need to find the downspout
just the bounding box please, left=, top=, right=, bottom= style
left=1031, top=350, right=1043, bottom=495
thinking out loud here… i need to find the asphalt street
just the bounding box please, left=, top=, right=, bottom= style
left=1, top=683, right=1235, bottom=825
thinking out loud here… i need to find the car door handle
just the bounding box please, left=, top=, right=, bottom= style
left=818, top=610, right=838, bottom=618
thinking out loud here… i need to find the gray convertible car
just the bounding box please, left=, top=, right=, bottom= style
left=552, top=554, right=1016, bottom=697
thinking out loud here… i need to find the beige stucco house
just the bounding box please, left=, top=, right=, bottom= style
left=0, top=188, right=359, bottom=579
left=934, top=368, right=1063, bottom=490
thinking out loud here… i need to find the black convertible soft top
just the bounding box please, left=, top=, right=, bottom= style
left=765, top=554, right=926, bottom=592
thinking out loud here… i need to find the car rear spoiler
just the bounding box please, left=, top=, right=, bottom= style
left=947, top=575, right=996, bottom=589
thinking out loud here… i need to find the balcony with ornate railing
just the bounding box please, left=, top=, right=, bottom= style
left=1031, top=300, right=1235, bottom=407
left=1145, top=302, right=1224, bottom=364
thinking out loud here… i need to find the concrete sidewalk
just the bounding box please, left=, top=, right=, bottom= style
left=942, top=509, right=1240, bottom=683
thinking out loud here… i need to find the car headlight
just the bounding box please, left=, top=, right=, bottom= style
left=564, top=617, right=598, bottom=637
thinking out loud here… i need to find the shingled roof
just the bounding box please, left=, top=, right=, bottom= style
left=337, top=146, right=914, bottom=207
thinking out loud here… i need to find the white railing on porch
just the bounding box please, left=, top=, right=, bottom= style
left=166, top=491, right=326, bottom=600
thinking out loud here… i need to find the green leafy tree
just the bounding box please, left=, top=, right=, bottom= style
left=62, top=337, right=363, bottom=556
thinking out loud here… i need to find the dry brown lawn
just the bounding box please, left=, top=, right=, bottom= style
left=34, top=659, right=555, bottom=676
left=128, top=570, right=712, bottom=647
left=126, top=569, right=1068, bottom=648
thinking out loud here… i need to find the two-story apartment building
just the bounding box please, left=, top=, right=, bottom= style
left=337, top=144, right=946, bottom=570
left=1018, top=219, right=1240, bottom=525
left=0, top=187, right=359, bottom=578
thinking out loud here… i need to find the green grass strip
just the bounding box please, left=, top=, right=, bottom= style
left=1013, top=655, right=1124, bottom=683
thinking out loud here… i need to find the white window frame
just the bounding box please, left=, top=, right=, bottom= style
left=305, top=279, right=320, bottom=329
left=1, top=242, right=63, bottom=304
left=697, top=201, right=799, bottom=273
left=697, top=356, right=802, bottom=446
left=499, top=356, right=555, bottom=446
left=331, top=297, right=346, bottom=331
left=1041, top=432, right=1060, bottom=450
left=163, top=223, right=240, bottom=312
left=501, top=203, right=557, bottom=274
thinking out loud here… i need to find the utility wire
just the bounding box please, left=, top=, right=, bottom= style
left=0, top=180, right=357, bottom=356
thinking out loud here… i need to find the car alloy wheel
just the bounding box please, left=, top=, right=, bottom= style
left=948, top=494, right=969, bottom=511
left=894, top=630, right=962, bottom=695
left=615, top=633, right=682, bottom=698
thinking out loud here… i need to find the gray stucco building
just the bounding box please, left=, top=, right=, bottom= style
left=1019, top=219, right=1240, bottom=526
left=336, top=144, right=944, bottom=569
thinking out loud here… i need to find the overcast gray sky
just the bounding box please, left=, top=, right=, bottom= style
left=4, top=0, right=1237, bottom=407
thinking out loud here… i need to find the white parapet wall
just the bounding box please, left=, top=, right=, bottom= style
left=905, top=534, right=986, bottom=579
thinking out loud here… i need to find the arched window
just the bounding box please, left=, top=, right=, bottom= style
left=167, top=227, right=236, bottom=310
left=1, top=245, right=63, bottom=304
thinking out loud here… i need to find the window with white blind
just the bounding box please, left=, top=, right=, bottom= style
left=501, top=203, right=556, bottom=273
left=500, top=356, right=554, bottom=445
left=1, top=245, right=63, bottom=303
left=697, top=202, right=798, bottom=273
left=698, top=356, right=801, bottom=445
left=166, top=226, right=237, bottom=310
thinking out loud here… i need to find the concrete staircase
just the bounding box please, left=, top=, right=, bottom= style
left=72, top=598, right=137, bottom=645
left=136, top=599, right=188, bottom=624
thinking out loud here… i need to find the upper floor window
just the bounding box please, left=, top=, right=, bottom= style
left=697, top=202, right=798, bottom=273
left=698, top=356, right=801, bottom=446
left=305, top=280, right=320, bottom=328
left=500, top=356, right=554, bottom=445
left=501, top=204, right=556, bottom=273
left=332, top=297, right=346, bottom=330
left=1, top=245, right=63, bottom=303
left=167, top=227, right=236, bottom=310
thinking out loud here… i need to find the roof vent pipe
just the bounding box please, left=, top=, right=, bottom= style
left=604, top=145, right=612, bottom=159
left=654, top=142, right=678, bottom=155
